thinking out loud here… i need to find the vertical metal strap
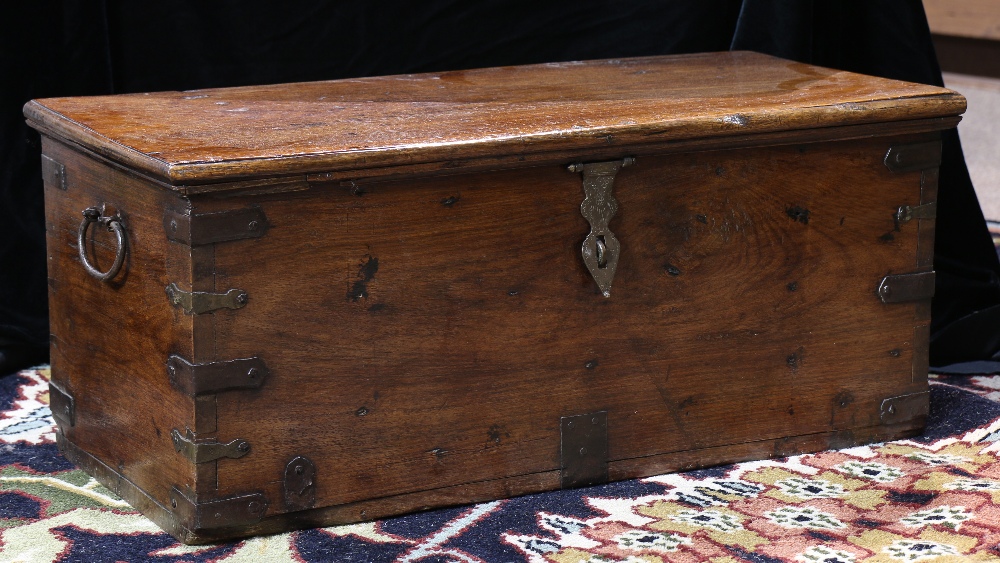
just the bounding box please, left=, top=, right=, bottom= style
left=560, top=412, right=609, bottom=488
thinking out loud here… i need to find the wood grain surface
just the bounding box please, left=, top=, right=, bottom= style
left=25, top=51, right=964, bottom=186
left=42, top=138, right=197, bottom=511
left=198, top=134, right=931, bottom=516
left=32, top=50, right=957, bottom=541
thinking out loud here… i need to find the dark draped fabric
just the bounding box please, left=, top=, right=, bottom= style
left=2, top=0, right=999, bottom=375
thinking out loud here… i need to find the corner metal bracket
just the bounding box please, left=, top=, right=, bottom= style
left=165, top=283, right=248, bottom=315
left=167, top=355, right=269, bottom=396
left=569, top=158, right=634, bottom=297
left=171, top=428, right=250, bottom=464
left=49, top=383, right=75, bottom=427
left=283, top=456, right=317, bottom=511
left=880, top=392, right=930, bottom=425
left=41, top=155, right=67, bottom=190
left=877, top=271, right=935, bottom=304
left=164, top=207, right=269, bottom=246
left=884, top=141, right=942, bottom=173
left=560, top=411, right=608, bottom=489
left=169, top=486, right=268, bottom=530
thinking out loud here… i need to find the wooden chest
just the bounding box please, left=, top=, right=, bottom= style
left=25, top=51, right=964, bottom=543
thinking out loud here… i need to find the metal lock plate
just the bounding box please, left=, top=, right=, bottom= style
left=560, top=411, right=609, bottom=488
left=569, top=158, right=634, bottom=297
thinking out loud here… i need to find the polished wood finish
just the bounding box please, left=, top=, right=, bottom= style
left=31, top=51, right=962, bottom=543
left=26, top=51, right=963, bottom=186
left=42, top=138, right=196, bottom=512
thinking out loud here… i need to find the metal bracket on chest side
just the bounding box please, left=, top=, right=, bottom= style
left=894, top=203, right=937, bottom=231
left=560, top=411, right=609, bottom=488
left=880, top=392, right=930, bottom=425
left=167, top=355, right=269, bottom=396
left=166, top=283, right=248, bottom=315
left=283, top=456, right=317, bottom=511
left=49, top=383, right=75, bottom=427
left=41, top=155, right=66, bottom=190
left=169, top=487, right=268, bottom=531
left=877, top=271, right=935, bottom=304
left=164, top=207, right=268, bottom=246
left=884, top=141, right=942, bottom=173
left=171, top=428, right=251, bottom=464
left=569, top=158, right=634, bottom=297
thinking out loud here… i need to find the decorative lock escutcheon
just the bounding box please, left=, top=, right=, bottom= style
left=568, top=157, right=634, bottom=297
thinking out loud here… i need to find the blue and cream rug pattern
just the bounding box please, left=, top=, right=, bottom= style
left=3, top=368, right=1000, bottom=562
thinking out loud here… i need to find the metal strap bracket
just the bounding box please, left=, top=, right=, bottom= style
left=166, top=283, right=248, bottom=315
left=41, top=154, right=66, bottom=190
left=880, top=391, right=930, bottom=425
left=169, top=487, right=267, bottom=530
left=49, top=383, right=75, bottom=427
left=877, top=271, right=935, bottom=304
left=894, top=202, right=937, bottom=230
left=167, top=355, right=268, bottom=396
left=171, top=428, right=250, bottom=464
left=560, top=411, right=609, bottom=488
left=165, top=207, right=269, bottom=246
left=884, top=141, right=942, bottom=173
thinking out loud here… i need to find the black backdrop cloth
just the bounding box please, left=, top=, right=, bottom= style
left=2, top=1, right=999, bottom=374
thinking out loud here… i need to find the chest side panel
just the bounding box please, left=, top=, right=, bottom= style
left=200, top=133, right=933, bottom=520
left=42, top=139, right=197, bottom=515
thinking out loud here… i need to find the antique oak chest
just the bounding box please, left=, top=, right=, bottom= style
left=25, top=52, right=965, bottom=543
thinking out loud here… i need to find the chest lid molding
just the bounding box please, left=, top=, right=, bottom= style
left=25, top=51, right=964, bottom=189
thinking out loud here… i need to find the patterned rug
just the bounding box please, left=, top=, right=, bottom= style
left=4, top=369, right=1000, bottom=562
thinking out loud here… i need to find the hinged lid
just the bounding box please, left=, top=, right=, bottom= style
left=24, top=51, right=964, bottom=190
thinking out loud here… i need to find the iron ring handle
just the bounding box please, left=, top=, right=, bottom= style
left=78, top=207, right=127, bottom=281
